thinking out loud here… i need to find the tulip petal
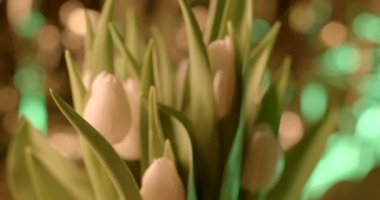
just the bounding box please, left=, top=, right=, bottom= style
left=140, top=157, right=186, bottom=200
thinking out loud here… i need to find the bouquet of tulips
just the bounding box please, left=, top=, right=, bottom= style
left=6, top=0, right=337, bottom=199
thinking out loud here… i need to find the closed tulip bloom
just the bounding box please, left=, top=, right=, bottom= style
left=83, top=72, right=131, bottom=143
left=113, top=79, right=141, bottom=160
left=140, top=157, right=185, bottom=200
left=241, top=130, right=284, bottom=193
left=207, top=36, right=236, bottom=119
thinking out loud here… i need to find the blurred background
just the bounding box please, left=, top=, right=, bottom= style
left=2, top=0, right=380, bottom=199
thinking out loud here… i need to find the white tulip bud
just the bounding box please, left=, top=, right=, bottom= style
left=207, top=36, right=236, bottom=119
left=83, top=72, right=131, bottom=143
left=140, top=157, right=185, bottom=200
left=113, top=79, right=141, bottom=160
left=241, top=130, right=284, bottom=193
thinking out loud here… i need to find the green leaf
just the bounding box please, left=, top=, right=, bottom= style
left=246, top=22, right=281, bottom=126
left=205, top=0, right=227, bottom=43
left=267, top=107, right=336, bottom=200
left=237, top=0, right=254, bottom=57
left=256, top=56, right=291, bottom=135
left=219, top=110, right=247, bottom=200
left=109, top=23, right=140, bottom=80
left=25, top=147, right=93, bottom=200
left=141, top=40, right=155, bottom=97
left=89, top=0, right=114, bottom=81
left=7, top=120, right=93, bottom=200
left=217, top=0, right=246, bottom=39
left=81, top=140, right=119, bottom=200
left=125, top=8, right=145, bottom=66
left=140, top=40, right=154, bottom=172
left=163, top=139, right=176, bottom=162
left=219, top=22, right=281, bottom=200
left=178, top=0, right=220, bottom=198
left=152, top=27, right=175, bottom=107
left=148, top=87, right=165, bottom=163
left=65, top=50, right=87, bottom=114
left=83, top=9, right=94, bottom=73
left=50, top=90, right=142, bottom=200
left=159, top=105, right=197, bottom=200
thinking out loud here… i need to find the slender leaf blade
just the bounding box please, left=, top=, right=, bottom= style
left=267, top=107, right=336, bottom=200
left=89, top=0, right=114, bottom=81
left=178, top=0, right=220, bottom=198
left=148, top=87, right=165, bottom=163
left=109, top=23, right=139, bottom=80
left=65, top=50, right=87, bottom=114
left=152, top=27, right=175, bottom=106
left=25, top=148, right=93, bottom=200
left=50, top=90, right=142, bottom=200
left=159, top=105, right=197, bottom=200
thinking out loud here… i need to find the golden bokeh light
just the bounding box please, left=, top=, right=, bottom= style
left=279, top=111, right=304, bottom=151
left=320, top=21, right=347, bottom=47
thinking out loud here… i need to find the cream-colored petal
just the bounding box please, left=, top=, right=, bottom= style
left=241, top=130, right=284, bottom=193
left=208, top=36, right=236, bottom=119
left=113, top=79, right=141, bottom=160
left=83, top=72, right=131, bottom=143
left=140, top=157, right=185, bottom=200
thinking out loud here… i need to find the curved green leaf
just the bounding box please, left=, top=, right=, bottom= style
left=7, top=121, right=93, bottom=200
left=140, top=40, right=154, bottom=172
left=246, top=22, right=281, bottom=125
left=163, top=140, right=176, bottom=162
left=256, top=56, right=292, bottom=135
left=204, top=0, right=227, bottom=43
left=125, top=8, right=145, bottom=65
left=50, top=90, right=141, bottom=200
left=65, top=50, right=87, bottom=114
left=178, top=0, right=220, bottom=198
left=25, top=148, right=93, bottom=200
left=89, top=0, right=114, bottom=81
left=83, top=9, right=94, bottom=73
left=148, top=87, right=165, bottom=163
left=159, top=105, right=197, bottom=200
left=267, top=107, right=336, bottom=200
left=219, top=22, right=281, bottom=200
left=109, top=23, right=139, bottom=80
left=152, top=27, right=175, bottom=107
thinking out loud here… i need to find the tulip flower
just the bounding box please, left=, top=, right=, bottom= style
left=241, top=129, right=284, bottom=193
left=207, top=36, right=236, bottom=119
left=83, top=72, right=131, bottom=143
left=113, top=78, right=141, bottom=160
left=140, top=157, right=185, bottom=200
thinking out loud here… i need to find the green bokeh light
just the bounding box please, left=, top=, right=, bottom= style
left=14, top=62, right=44, bottom=96
left=251, top=18, right=271, bottom=43
left=19, top=95, right=48, bottom=134
left=353, top=97, right=377, bottom=117
left=319, top=43, right=360, bottom=76
left=14, top=58, right=47, bottom=134
left=300, top=82, right=328, bottom=123
left=302, top=133, right=375, bottom=200
left=358, top=76, right=380, bottom=100
left=353, top=13, right=380, bottom=43
left=355, top=106, right=380, bottom=143
left=15, top=10, right=45, bottom=39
